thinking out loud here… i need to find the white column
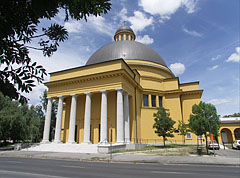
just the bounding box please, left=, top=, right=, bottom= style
left=116, top=88, right=124, bottom=144
left=100, top=90, right=108, bottom=144
left=67, top=94, right=77, bottom=144
left=54, top=96, right=64, bottom=143
left=82, top=92, right=92, bottom=144
left=124, top=93, right=130, bottom=143
left=42, top=97, right=52, bottom=143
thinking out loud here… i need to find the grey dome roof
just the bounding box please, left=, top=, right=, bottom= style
left=115, top=25, right=134, bottom=33
left=86, top=40, right=167, bottom=67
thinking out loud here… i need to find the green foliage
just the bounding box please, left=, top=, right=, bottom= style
left=232, top=113, right=240, bottom=117
left=153, top=107, right=176, bottom=146
left=178, top=120, right=187, bottom=144
left=0, top=92, right=45, bottom=144
left=189, top=101, right=220, bottom=152
left=0, top=0, right=111, bottom=103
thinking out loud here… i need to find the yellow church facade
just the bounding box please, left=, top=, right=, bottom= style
left=42, top=25, right=203, bottom=145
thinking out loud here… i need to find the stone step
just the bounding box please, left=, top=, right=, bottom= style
left=24, top=143, right=98, bottom=153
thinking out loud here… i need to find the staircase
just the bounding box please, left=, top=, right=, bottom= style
left=24, top=143, right=98, bottom=153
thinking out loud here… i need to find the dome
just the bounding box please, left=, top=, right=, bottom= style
left=115, top=25, right=134, bottom=33
left=86, top=40, right=167, bottom=67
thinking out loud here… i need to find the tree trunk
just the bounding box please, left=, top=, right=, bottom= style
left=163, top=136, right=166, bottom=147
left=205, top=134, right=208, bottom=155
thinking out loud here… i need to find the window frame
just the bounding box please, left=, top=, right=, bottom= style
left=158, top=96, right=163, bottom=107
left=151, top=95, right=156, bottom=107
left=186, top=132, right=192, bottom=140
left=143, top=94, right=149, bottom=107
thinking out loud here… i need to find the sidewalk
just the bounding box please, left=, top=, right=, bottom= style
left=0, top=150, right=239, bottom=166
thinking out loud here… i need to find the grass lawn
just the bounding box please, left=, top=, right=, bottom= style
left=111, top=144, right=210, bottom=156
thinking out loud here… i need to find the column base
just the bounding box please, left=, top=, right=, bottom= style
left=66, top=141, right=76, bottom=144
left=53, top=140, right=63, bottom=144
left=125, top=140, right=131, bottom=144
left=99, top=141, right=109, bottom=145
left=115, top=141, right=125, bottom=145
left=41, top=140, right=50, bottom=144
left=81, top=141, right=92, bottom=145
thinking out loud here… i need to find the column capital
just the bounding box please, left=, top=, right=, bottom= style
left=123, top=92, right=129, bottom=96
left=47, top=97, right=52, bottom=100
left=115, top=88, right=123, bottom=91
left=100, top=90, right=108, bottom=94
left=70, top=94, right=77, bottom=97
left=84, top=92, right=91, bottom=96
left=57, top=96, right=65, bottom=99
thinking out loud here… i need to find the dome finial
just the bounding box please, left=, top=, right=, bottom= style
left=114, top=23, right=136, bottom=41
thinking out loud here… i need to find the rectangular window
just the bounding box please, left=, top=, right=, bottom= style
left=158, top=96, right=162, bottom=107
left=143, top=94, right=149, bottom=107
left=186, top=132, right=192, bottom=140
left=198, top=135, right=204, bottom=139
left=151, top=95, right=156, bottom=107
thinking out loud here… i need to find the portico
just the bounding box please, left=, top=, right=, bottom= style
left=42, top=60, right=136, bottom=145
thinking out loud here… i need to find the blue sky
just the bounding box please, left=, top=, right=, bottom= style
left=27, top=0, right=240, bottom=116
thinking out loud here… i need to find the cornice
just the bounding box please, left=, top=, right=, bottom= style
left=181, top=90, right=204, bottom=96
left=141, top=76, right=164, bottom=82
left=45, top=69, right=125, bottom=87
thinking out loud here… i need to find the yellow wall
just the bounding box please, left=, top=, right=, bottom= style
left=46, top=59, right=203, bottom=145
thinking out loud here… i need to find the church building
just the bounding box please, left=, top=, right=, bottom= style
left=42, top=25, right=203, bottom=146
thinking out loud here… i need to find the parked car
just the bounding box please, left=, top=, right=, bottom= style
left=232, top=140, right=240, bottom=150
left=208, top=140, right=220, bottom=150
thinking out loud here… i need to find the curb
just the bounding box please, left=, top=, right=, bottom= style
left=0, top=153, right=239, bottom=167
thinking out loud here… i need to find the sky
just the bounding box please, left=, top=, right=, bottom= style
left=26, top=0, right=240, bottom=116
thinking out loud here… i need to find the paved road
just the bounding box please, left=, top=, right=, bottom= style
left=0, top=157, right=239, bottom=178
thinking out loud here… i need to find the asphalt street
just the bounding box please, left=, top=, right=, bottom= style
left=0, top=157, right=239, bottom=178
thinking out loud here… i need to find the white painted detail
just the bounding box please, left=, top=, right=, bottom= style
left=83, top=92, right=92, bottom=144
left=116, top=88, right=124, bottom=143
left=100, top=90, right=108, bottom=143
left=54, top=96, right=64, bottom=143
left=67, top=94, right=77, bottom=144
left=42, top=98, right=52, bottom=143
left=124, top=93, right=130, bottom=143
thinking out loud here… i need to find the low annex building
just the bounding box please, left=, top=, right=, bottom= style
left=42, top=25, right=203, bottom=146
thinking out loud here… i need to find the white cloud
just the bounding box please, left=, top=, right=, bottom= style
left=182, top=26, right=202, bottom=37
left=208, top=65, right=219, bottom=71
left=136, top=35, right=154, bottom=44
left=128, top=11, right=153, bottom=33
left=182, top=0, right=198, bottom=13
left=207, top=98, right=232, bottom=106
left=64, top=20, right=83, bottom=33
left=64, top=16, right=115, bottom=37
left=118, top=8, right=128, bottom=22
left=211, top=55, right=221, bottom=61
left=226, top=47, right=240, bottom=63
left=88, top=16, right=115, bottom=37
left=139, top=0, right=198, bottom=21
left=169, top=62, right=186, bottom=75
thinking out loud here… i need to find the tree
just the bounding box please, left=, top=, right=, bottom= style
left=0, top=92, right=45, bottom=144
left=232, top=113, right=240, bottom=117
left=0, top=0, right=111, bottom=103
left=153, top=107, right=176, bottom=147
left=189, top=101, right=220, bottom=154
left=0, top=92, right=27, bottom=143
left=178, top=120, right=187, bottom=144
